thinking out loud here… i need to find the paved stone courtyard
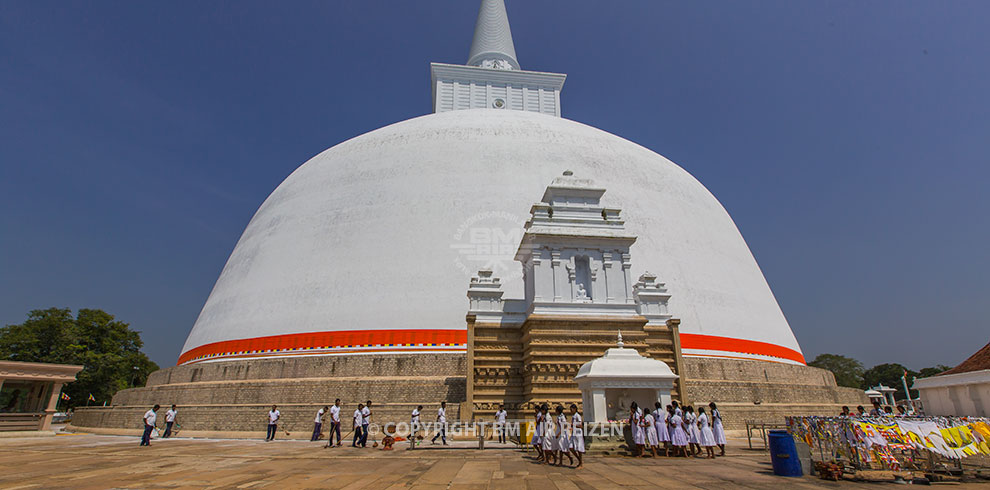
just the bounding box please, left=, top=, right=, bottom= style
left=0, top=434, right=981, bottom=489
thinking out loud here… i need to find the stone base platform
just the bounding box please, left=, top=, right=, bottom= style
left=72, top=352, right=869, bottom=435
left=683, top=357, right=869, bottom=429
left=72, top=354, right=468, bottom=434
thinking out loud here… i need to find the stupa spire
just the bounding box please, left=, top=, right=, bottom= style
left=467, top=0, right=520, bottom=70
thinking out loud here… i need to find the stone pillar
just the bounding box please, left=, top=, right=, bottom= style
left=655, top=389, right=672, bottom=409
left=601, top=251, right=613, bottom=302
left=551, top=250, right=563, bottom=301
left=464, top=318, right=476, bottom=422
left=621, top=253, right=633, bottom=303
left=668, top=319, right=686, bottom=405
left=40, top=382, right=63, bottom=431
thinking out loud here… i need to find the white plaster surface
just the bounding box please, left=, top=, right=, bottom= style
left=913, top=370, right=990, bottom=417
left=181, top=109, right=803, bottom=362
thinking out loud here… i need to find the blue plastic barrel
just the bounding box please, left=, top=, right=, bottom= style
left=768, top=430, right=803, bottom=477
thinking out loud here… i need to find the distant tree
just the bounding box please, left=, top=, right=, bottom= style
left=918, top=365, right=952, bottom=378
left=808, top=353, right=864, bottom=388
left=862, top=363, right=918, bottom=401
left=0, top=308, right=159, bottom=407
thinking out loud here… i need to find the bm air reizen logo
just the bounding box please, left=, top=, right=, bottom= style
left=451, top=211, right=525, bottom=281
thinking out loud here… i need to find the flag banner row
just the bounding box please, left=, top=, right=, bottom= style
left=786, top=415, right=990, bottom=467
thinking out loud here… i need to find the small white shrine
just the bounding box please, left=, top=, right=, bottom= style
left=866, top=384, right=897, bottom=407
left=574, top=333, right=679, bottom=422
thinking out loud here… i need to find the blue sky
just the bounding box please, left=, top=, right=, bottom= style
left=1, top=1, right=987, bottom=370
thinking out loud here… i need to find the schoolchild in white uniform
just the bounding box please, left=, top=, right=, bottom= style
left=630, top=402, right=645, bottom=457
left=697, top=407, right=716, bottom=458
left=709, top=402, right=726, bottom=456
left=685, top=406, right=700, bottom=456
left=554, top=405, right=573, bottom=466
left=532, top=406, right=544, bottom=462
left=540, top=404, right=557, bottom=464
left=654, top=402, right=670, bottom=456
left=669, top=409, right=688, bottom=457
left=643, top=409, right=659, bottom=457
left=568, top=404, right=585, bottom=469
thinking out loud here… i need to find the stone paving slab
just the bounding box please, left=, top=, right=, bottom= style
left=0, top=434, right=983, bottom=489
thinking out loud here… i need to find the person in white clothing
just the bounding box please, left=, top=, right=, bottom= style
left=554, top=405, right=573, bottom=466
left=539, top=404, right=556, bottom=464
left=643, top=410, right=659, bottom=457
left=311, top=405, right=327, bottom=441
left=709, top=402, right=726, bottom=456
left=654, top=402, right=670, bottom=456
left=568, top=404, right=585, bottom=469
left=630, top=402, right=645, bottom=457
left=669, top=410, right=688, bottom=457
left=163, top=405, right=177, bottom=438
left=431, top=401, right=448, bottom=445
left=697, top=407, right=716, bottom=459
left=410, top=405, right=422, bottom=443
left=325, top=399, right=342, bottom=448
left=532, top=406, right=544, bottom=462
left=684, top=406, right=700, bottom=456
left=141, top=405, right=159, bottom=446
left=351, top=403, right=364, bottom=447
left=359, top=401, right=372, bottom=447
left=494, top=404, right=508, bottom=444
left=265, top=405, right=280, bottom=442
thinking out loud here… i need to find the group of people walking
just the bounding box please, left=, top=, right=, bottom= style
left=531, top=403, right=586, bottom=469
left=303, top=399, right=452, bottom=447
left=141, top=399, right=729, bottom=461
left=632, top=401, right=726, bottom=458
left=283, top=399, right=375, bottom=447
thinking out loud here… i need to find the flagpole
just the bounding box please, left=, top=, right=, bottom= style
left=901, top=372, right=914, bottom=414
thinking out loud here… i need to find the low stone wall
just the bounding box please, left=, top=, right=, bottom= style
left=111, top=376, right=465, bottom=407
left=682, top=357, right=869, bottom=430
left=73, top=353, right=469, bottom=433
left=143, top=353, right=467, bottom=387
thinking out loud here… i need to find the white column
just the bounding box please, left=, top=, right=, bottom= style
left=621, top=253, right=633, bottom=303
left=656, top=389, right=672, bottom=409
left=551, top=249, right=563, bottom=301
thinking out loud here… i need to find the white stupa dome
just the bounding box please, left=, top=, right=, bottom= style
left=179, top=108, right=805, bottom=366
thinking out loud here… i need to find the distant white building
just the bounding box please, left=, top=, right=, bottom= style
left=913, top=341, right=990, bottom=417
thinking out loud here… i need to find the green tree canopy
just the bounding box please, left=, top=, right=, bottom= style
left=862, top=363, right=918, bottom=401
left=808, top=353, right=864, bottom=388
left=918, top=365, right=952, bottom=378
left=0, top=308, right=159, bottom=407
